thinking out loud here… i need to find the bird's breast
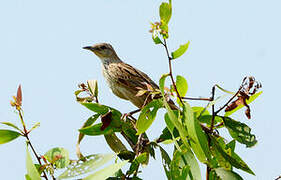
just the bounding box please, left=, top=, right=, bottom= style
left=102, top=65, right=129, bottom=100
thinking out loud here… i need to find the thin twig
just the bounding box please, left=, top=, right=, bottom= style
left=206, top=86, right=216, bottom=180
left=19, top=110, right=49, bottom=180
left=18, top=110, right=27, bottom=134
left=162, top=39, right=184, bottom=106
left=128, top=109, right=141, bottom=116
left=214, top=86, right=243, bottom=115
left=182, top=97, right=211, bottom=101
left=210, top=86, right=216, bottom=131
left=214, top=122, right=224, bottom=128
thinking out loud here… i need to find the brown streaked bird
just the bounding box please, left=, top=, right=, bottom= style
left=83, top=43, right=178, bottom=110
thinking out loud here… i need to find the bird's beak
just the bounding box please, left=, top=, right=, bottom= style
left=83, top=46, right=94, bottom=50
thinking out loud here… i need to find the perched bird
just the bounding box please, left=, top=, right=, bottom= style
left=83, top=43, right=178, bottom=110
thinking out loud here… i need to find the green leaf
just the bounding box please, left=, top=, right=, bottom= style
left=159, top=23, right=169, bottom=39
left=164, top=113, right=175, bottom=133
left=215, top=84, right=235, bottom=95
left=214, top=168, right=243, bottom=180
left=87, top=80, right=98, bottom=97
left=0, top=129, right=21, bottom=144
left=136, top=99, right=163, bottom=135
left=158, top=127, right=180, bottom=144
left=104, top=133, right=127, bottom=153
left=79, top=123, right=121, bottom=136
left=74, top=89, right=83, bottom=96
left=29, top=122, right=40, bottom=132
left=159, top=73, right=187, bottom=150
left=118, top=151, right=135, bottom=162
left=192, top=106, right=210, bottom=117
left=44, top=147, right=70, bottom=169
left=198, top=115, right=223, bottom=127
left=135, top=152, right=149, bottom=164
left=81, top=103, right=122, bottom=127
left=183, top=102, right=211, bottom=163
left=159, top=73, right=170, bottom=94
left=210, top=137, right=231, bottom=170
left=83, top=160, right=128, bottom=180
left=223, top=117, right=257, bottom=147
left=58, top=154, right=115, bottom=179
left=122, top=122, right=138, bottom=145
left=0, top=122, right=22, bottom=132
left=26, top=146, right=41, bottom=180
left=77, top=114, right=100, bottom=159
left=25, top=174, right=32, bottom=180
left=81, top=103, right=109, bottom=114
left=210, top=139, right=237, bottom=171
left=34, top=164, right=45, bottom=176
left=182, top=145, right=201, bottom=180
left=78, top=114, right=100, bottom=143
left=176, top=75, right=188, bottom=97
left=208, top=170, right=220, bottom=180
left=210, top=136, right=255, bottom=175
left=159, top=146, right=171, bottom=179
left=225, top=91, right=263, bottom=116
left=152, top=35, right=163, bottom=45
left=162, top=114, right=181, bottom=146
left=170, top=145, right=201, bottom=180
left=171, top=41, right=190, bottom=59
left=159, top=2, right=172, bottom=24
left=127, top=153, right=148, bottom=175
left=226, top=140, right=236, bottom=153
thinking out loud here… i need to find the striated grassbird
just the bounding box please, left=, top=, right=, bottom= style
left=83, top=43, right=178, bottom=110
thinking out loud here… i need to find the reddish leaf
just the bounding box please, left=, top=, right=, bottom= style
left=248, top=76, right=255, bottom=90
left=16, top=85, right=22, bottom=106
left=225, top=76, right=261, bottom=119
left=101, top=111, right=112, bottom=131
left=225, top=97, right=242, bottom=112
left=245, top=108, right=251, bottom=119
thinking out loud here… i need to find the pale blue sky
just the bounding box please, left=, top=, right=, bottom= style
left=0, top=0, right=279, bottom=179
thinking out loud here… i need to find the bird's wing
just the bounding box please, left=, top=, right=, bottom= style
left=107, top=62, right=178, bottom=110
left=108, top=62, right=159, bottom=90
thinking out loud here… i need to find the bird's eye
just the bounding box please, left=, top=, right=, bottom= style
left=100, top=46, right=107, bottom=50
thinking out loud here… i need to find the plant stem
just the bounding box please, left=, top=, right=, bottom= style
left=182, top=97, right=211, bottom=101
left=128, top=109, right=141, bottom=116
left=162, top=39, right=184, bottom=106
left=210, top=86, right=216, bottom=131
left=18, top=110, right=49, bottom=180
left=18, top=109, right=27, bottom=134
left=214, top=86, right=242, bottom=115
left=206, top=86, right=216, bottom=180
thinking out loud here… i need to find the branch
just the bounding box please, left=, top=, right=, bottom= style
left=210, top=86, right=216, bottom=131
left=182, top=97, right=211, bottom=101
left=214, top=86, right=243, bottom=115
left=162, top=39, right=184, bottom=106
left=19, top=110, right=49, bottom=180
left=206, top=85, right=216, bottom=180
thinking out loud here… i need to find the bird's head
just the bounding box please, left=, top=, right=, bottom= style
left=83, top=43, right=120, bottom=61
